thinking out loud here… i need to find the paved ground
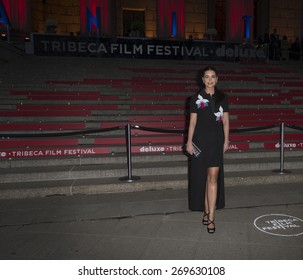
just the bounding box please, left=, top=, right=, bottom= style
left=0, top=182, right=302, bottom=260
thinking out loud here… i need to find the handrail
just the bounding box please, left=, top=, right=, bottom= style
left=133, top=124, right=186, bottom=134
left=0, top=126, right=123, bottom=139
left=285, top=124, right=303, bottom=132
left=131, top=122, right=301, bottom=177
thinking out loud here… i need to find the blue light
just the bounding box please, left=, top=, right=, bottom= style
left=172, top=11, right=177, bottom=37
left=242, top=15, right=252, bottom=39
left=0, top=2, right=10, bottom=26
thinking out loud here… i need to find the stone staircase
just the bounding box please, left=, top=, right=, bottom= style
left=0, top=51, right=303, bottom=199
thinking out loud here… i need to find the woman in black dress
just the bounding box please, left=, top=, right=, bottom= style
left=186, top=66, right=230, bottom=234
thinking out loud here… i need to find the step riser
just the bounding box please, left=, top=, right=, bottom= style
left=1, top=161, right=303, bottom=183
left=1, top=173, right=302, bottom=200
left=0, top=150, right=302, bottom=168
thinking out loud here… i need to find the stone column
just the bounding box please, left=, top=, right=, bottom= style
left=207, top=0, right=215, bottom=29
left=259, top=0, right=269, bottom=37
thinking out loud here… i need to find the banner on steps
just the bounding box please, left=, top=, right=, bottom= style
left=0, top=143, right=252, bottom=159
left=0, top=148, right=108, bottom=158
left=3, top=142, right=303, bottom=159
left=30, top=33, right=267, bottom=61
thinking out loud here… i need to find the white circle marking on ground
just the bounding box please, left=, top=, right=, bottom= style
left=254, top=214, right=303, bottom=237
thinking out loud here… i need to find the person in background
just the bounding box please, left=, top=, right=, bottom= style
left=263, top=30, right=270, bottom=59
left=270, top=28, right=280, bottom=60
left=186, top=66, right=230, bottom=234
left=280, top=35, right=289, bottom=61
left=290, top=37, right=301, bottom=61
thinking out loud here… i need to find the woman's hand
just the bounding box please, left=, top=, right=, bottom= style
left=223, top=141, right=229, bottom=153
left=186, top=142, right=194, bottom=155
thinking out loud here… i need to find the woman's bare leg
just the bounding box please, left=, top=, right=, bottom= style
left=205, top=167, right=219, bottom=229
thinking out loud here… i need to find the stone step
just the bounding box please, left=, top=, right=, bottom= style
left=0, top=128, right=298, bottom=140
left=0, top=169, right=302, bottom=200
left=2, top=88, right=301, bottom=98
left=0, top=121, right=289, bottom=134
left=2, top=113, right=300, bottom=123
left=2, top=98, right=302, bottom=107
left=0, top=156, right=302, bottom=183
left=0, top=122, right=300, bottom=134
left=5, top=104, right=301, bottom=112
left=2, top=88, right=298, bottom=100
left=0, top=149, right=301, bottom=168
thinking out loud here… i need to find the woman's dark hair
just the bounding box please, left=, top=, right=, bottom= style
left=201, top=66, right=218, bottom=77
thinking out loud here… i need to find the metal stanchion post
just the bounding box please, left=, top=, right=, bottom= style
left=273, top=122, right=291, bottom=174
left=5, top=25, right=10, bottom=43
left=119, top=124, right=141, bottom=182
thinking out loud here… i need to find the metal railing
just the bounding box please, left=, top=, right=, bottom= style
left=120, top=122, right=302, bottom=181
left=1, top=122, right=302, bottom=181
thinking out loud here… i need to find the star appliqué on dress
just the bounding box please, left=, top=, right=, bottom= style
left=196, top=94, right=209, bottom=108
left=214, top=106, right=224, bottom=122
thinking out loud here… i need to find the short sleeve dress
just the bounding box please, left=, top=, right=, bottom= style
left=188, top=88, right=229, bottom=211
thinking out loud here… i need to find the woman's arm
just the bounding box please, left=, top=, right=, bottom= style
left=186, top=112, right=197, bottom=155
left=223, top=112, right=230, bottom=153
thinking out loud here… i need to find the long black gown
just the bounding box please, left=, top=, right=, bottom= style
left=188, top=88, right=229, bottom=211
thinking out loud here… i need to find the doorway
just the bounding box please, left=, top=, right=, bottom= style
left=123, top=9, right=145, bottom=37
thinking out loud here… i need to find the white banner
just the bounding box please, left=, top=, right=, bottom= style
left=0, top=260, right=302, bottom=280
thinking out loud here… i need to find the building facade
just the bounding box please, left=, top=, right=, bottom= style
left=0, top=0, right=302, bottom=43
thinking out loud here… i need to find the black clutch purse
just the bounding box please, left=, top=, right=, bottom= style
left=186, top=142, right=201, bottom=157
left=192, top=142, right=201, bottom=157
